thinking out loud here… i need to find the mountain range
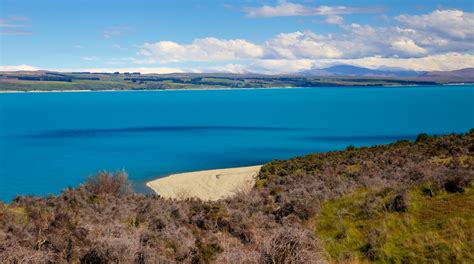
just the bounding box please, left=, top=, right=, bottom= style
left=300, top=65, right=474, bottom=79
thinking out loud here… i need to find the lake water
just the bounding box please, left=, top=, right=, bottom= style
left=1, top=86, right=473, bottom=202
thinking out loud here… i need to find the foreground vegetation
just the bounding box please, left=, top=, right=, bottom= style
left=0, top=131, right=473, bottom=263
left=316, top=186, right=474, bottom=263
left=0, top=71, right=445, bottom=92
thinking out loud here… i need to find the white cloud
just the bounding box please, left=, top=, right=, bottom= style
left=137, top=8, right=474, bottom=65
left=396, top=10, right=474, bottom=40
left=241, top=53, right=474, bottom=73
left=15, top=67, right=184, bottom=74
left=325, top=15, right=344, bottom=25
left=139, top=38, right=264, bottom=63
left=244, top=2, right=383, bottom=18
left=390, top=38, right=427, bottom=55
left=78, top=67, right=184, bottom=74
left=250, top=59, right=316, bottom=74
left=0, top=64, right=182, bottom=74
left=198, top=64, right=250, bottom=74
left=0, top=65, right=39, bottom=71
left=264, top=31, right=342, bottom=59
left=335, top=10, right=474, bottom=58
left=338, top=53, right=474, bottom=71
left=3, top=53, right=473, bottom=75
left=7, top=9, right=462, bottom=75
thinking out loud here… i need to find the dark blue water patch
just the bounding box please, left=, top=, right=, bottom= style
left=18, top=125, right=302, bottom=139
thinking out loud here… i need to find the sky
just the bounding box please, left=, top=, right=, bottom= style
left=1, top=0, right=473, bottom=74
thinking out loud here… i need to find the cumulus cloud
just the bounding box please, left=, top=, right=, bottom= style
left=390, top=38, right=427, bottom=56
left=139, top=37, right=264, bottom=63
left=396, top=10, right=474, bottom=40
left=199, top=53, right=474, bottom=73
left=3, top=8, right=472, bottom=75
left=138, top=9, right=474, bottom=64
left=335, top=16, right=474, bottom=58
left=264, top=31, right=342, bottom=59
left=250, top=59, right=316, bottom=74
left=244, top=2, right=383, bottom=18
left=338, top=53, right=474, bottom=71
left=5, top=53, right=474, bottom=75
left=243, top=53, right=474, bottom=73
left=193, top=60, right=317, bottom=74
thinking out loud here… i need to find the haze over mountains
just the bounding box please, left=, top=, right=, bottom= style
left=2, top=65, right=474, bottom=79
left=300, top=65, right=474, bottom=78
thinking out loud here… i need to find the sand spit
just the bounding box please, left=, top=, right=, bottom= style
left=146, top=165, right=262, bottom=201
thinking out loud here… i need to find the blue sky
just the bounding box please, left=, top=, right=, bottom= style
left=1, top=0, right=473, bottom=73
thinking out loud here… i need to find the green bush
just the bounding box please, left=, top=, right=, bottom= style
left=416, top=133, right=430, bottom=143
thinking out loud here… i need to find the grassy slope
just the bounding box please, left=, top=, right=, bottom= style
left=315, top=186, right=474, bottom=263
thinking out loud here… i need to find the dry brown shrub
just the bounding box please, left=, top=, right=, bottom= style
left=84, top=171, right=132, bottom=197
left=259, top=227, right=325, bottom=264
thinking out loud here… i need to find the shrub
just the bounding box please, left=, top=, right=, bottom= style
left=83, top=171, right=132, bottom=197
left=260, top=227, right=322, bottom=264
left=444, top=176, right=470, bottom=193
left=361, top=228, right=387, bottom=261
left=420, top=183, right=439, bottom=197
left=468, top=144, right=474, bottom=153
left=193, top=241, right=223, bottom=264
left=388, top=193, right=409, bottom=212
left=361, top=194, right=384, bottom=218
left=346, top=145, right=356, bottom=151
left=190, top=203, right=229, bottom=230
left=416, top=133, right=430, bottom=143
left=80, top=249, right=107, bottom=264
left=273, top=202, right=295, bottom=222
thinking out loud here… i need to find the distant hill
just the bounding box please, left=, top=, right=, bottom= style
left=423, top=68, right=474, bottom=78
left=301, top=65, right=422, bottom=77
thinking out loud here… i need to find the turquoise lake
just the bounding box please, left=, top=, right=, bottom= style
left=0, top=86, right=473, bottom=202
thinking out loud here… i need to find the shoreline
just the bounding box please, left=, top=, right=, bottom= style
left=146, top=165, right=262, bottom=201
left=0, top=86, right=300, bottom=94
left=1, top=83, right=473, bottom=94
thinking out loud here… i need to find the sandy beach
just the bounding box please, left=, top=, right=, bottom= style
left=146, top=165, right=262, bottom=201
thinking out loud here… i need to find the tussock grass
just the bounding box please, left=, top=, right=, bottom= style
left=315, top=186, right=474, bottom=263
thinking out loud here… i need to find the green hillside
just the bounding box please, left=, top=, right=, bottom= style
left=0, top=71, right=446, bottom=92
left=316, top=186, right=473, bottom=263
